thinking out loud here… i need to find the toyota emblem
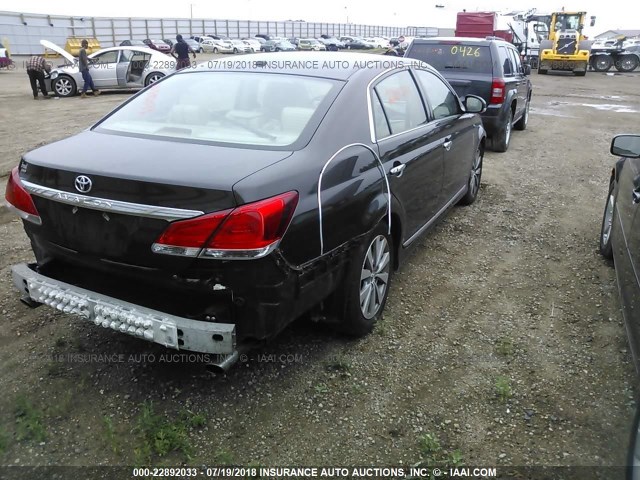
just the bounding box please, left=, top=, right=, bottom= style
left=74, top=175, right=93, bottom=193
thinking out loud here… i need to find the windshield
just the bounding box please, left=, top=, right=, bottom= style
left=555, top=14, right=582, bottom=31
left=407, top=43, right=493, bottom=74
left=95, top=71, right=340, bottom=148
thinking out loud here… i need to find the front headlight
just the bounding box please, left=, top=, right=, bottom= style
left=50, top=71, right=59, bottom=79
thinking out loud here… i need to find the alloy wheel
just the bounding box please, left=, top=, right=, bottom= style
left=469, top=148, right=483, bottom=197
left=359, top=235, right=390, bottom=319
left=601, top=191, right=615, bottom=246
left=147, top=73, right=164, bottom=85
left=55, top=78, right=73, bottom=96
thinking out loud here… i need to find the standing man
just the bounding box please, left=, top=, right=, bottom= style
left=79, top=39, right=100, bottom=98
left=171, top=34, right=196, bottom=71
left=26, top=55, right=51, bottom=99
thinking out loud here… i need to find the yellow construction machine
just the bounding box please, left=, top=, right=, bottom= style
left=538, top=11, right=595, bottom=76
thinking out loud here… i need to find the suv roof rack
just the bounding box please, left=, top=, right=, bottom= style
left=485, top=36, right=503, bottom=41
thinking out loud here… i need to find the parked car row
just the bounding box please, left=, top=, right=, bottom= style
left=184, top=33, right=395, bottom=54
left=112, top=34, right=400, bottom=56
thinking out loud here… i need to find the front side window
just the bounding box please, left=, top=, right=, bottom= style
left=413, top=70, right=460, bottom=120
left=95, top=72, right=340, bottom=148
left=92, top=51, right=119, bottom=65
left=374, top=70, right=427, bottom=136
left=499, top=46, right=514, bottom=76
left=508, top=48, right=522, bottom=74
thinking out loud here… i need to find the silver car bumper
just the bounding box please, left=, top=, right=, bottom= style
left=11, top=263, right=237, bottom=356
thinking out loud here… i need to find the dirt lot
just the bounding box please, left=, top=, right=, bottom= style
left=1, top=56, right=640, bottom=476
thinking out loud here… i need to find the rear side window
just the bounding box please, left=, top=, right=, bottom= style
left=413, top=70, right=461, bottom=120
left=407, top=43, right=493, bottom=73
left=374, top=70, right=427, bottom=136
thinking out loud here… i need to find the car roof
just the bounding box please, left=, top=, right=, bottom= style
left=93, top=46, right=162, bottom=56
left=184, top=52, right=430, bottom=81
left=412, top=36, right=513, bottom=46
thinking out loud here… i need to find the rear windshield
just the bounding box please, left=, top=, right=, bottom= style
left=407, top=43, right=493, bottom=74
left=94, top=71, right=340, bottom=148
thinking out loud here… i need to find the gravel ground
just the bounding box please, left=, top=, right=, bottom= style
left=0, top=57, right=639, bottom=476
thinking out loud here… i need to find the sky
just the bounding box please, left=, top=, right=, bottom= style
left=0, top=0, right=636, bottom=37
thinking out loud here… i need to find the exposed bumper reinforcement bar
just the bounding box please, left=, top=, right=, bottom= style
left=11, top=263, right=238, bottom=361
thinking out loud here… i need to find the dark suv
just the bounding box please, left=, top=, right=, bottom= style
left=405, top=37, right=532, bottom=152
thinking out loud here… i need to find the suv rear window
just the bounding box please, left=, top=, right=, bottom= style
left=408, top=43, right=493, bottom=74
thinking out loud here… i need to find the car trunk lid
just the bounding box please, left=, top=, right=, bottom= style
left=20, top=131, right=293, bottom=269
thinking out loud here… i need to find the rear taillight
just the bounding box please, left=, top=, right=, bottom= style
left=152, top=191, right=298, bottom=260
left=5, top=166, right=41, bottom=225
left=490, top=78, right=506, bottom=105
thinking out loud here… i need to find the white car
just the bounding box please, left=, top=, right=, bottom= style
left=242, top=38, right=262, bottom=52
left=298, top=39, right=327, bottom=51
left=364, top=37, right=390, bottom=48
left=200, top=38, right=234, bottom=54
left=41, top=40, right=174, bottom=98
left=229, top=39, right=251, bottom=53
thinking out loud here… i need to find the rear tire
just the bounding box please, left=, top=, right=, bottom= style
left=459, top=145, right=483, bottom=206
left=493, top=111, right=513, bottom=152
left=599, top=178, right=616, bottom=260
left=514, top=99, right=530, bottom=131
left=615, top=54, right=640, bottom=72
left=145, top=72, right=164, bottom=86
left=592, top=54, right=613, bottom=72
left=333, top=223, right=393, bottom=337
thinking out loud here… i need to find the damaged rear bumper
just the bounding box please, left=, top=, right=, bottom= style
left=11, top=262, right=237, bottom=357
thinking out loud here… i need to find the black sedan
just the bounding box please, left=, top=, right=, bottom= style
left=5, top=53, right=486, bottom=370
left=343, top=38, right=374, bottom=50
left=600, top=134, right=640, bottom=368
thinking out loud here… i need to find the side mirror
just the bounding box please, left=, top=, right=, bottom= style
left=611, top=135, right=640, bottom=158
left=523, top=64, right=532, bottom=75
left=464, top=95, right=486, bottom=114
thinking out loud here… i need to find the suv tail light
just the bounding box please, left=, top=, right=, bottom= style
left=5, top=167, right=41, bottom=225
left=152, top=191, right=298, bottom=260
left=490, top=78, right=506, bottom=105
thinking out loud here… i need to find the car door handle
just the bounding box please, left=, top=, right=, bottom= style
left=389, top=163, right=406, bottom=176
left=443, top=137, right=452, bottom=151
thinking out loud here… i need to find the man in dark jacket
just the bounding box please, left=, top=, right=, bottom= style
left=26, top=55, right=51, bottom=99
left=171, top=34, right=196, bottom=70
left=79, top=39, right=100, bottom=98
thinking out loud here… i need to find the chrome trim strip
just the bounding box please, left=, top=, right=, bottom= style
left=403, top=185, right=467, bottom=247
left=4, top=201, right=42, bottom=225
left=318, top=143, right=391, bottom=255
left=22, top=180, right=204, bottom=221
